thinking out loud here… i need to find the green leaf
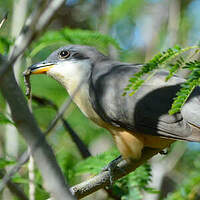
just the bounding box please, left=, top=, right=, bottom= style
left=12, top=176, right=30, bottom=184
left=0, top=158, right=16, bottom=168
left=0, top=113, right=14, bottom=125
left=144, top=187, right=160, bottom=194
left=0, top=36, right=12, bottom=54
left=166, top=57, right=184, bottom=81
left=169, top=67, right=200, bottom=115
left=30, top=28, right=121, bottom=57
left=124, top=45, right=199, bottom=95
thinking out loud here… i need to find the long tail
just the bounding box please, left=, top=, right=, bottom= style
left=186, top=123, right=200, bottom=142
left=181, top=87, right=200, bottom=141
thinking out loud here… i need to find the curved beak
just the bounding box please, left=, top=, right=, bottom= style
left=28, top=61, right=55, bottom=74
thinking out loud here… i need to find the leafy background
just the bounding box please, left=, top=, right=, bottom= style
left=0, top=0, right=200, bottom=199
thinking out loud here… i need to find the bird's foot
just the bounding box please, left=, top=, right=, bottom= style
left=102, top=156, right=124, bottom=185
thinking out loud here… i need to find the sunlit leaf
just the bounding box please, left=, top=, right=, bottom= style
left=0, top=158, right=16, bottom=169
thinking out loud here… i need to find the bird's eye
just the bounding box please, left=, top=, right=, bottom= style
left=59, top=50, right=70, bottom=59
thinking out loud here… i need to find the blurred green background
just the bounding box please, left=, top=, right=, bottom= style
left=0, top=0, right=200, bottom=199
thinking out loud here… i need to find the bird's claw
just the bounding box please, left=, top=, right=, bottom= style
left=102, top=156, right=123, bottom=185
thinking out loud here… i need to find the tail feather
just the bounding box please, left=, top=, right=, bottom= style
left=181, top=86, right=200, bottom=128
left=184, top=123, right=200, bottom=142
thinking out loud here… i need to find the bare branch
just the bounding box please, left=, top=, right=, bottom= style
left=6, top=180, right=29, bottom=200
left=44, top=83, right=82, bottom=134
left=0, top=75, right=162, bottom=199
left=61, top=119, right=91, bottom=158
left=0, top=57, right=74, bottom=199
left=30, top=95, right=120, bottom=199
left=70, top=148, right=161, bottom=199
left=32, top=95, right=91, bottom=159
left=0, top=94, right=77, bottom=193
left=0, top=0, right=65, bottom=78
left=0, top=150, right=30, bottom=192
left=0, top=12, right=8, bottom=29
left=0, top=170, right=28, bottom=200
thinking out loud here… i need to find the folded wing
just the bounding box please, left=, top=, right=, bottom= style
left=90, top=62, right=200, bottom=141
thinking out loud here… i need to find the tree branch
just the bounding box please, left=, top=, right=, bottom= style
left=0, top=151, right=30, bottom=192
left=0, top=94, right=77, bottom=192
left=70, top=148, right=161, bottom=199
left=31, top=95, right=121, bottom=199
left=32, top=95, right=91, bottom=159
left=0, top=0, right=66, bottom=78
left=0, top=57, right=74, bottom=199
left=0, top=170, right=28, bottom=200
left=0, top=12, right=8, bottom=29
left=6, top=180, right=29, bottom=200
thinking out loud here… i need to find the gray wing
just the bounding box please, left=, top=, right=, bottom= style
left=89, top=62, right=200, bottom=141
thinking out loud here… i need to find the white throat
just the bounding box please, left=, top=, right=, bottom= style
left=47, top=60, right=102, bottom=122
left=47, top=60, right=91, bottom=92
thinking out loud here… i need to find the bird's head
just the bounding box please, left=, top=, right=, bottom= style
left=28, top=45, right=107, bottom=90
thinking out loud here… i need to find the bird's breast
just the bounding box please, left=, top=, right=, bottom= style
left=66, top=82, right=108, bottom=127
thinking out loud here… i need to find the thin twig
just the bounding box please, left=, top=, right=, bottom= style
left=0, top=84, right=81, bottom=193
left=28, top=155, right=35, bottom=200
left=0, top=169, right=28, bottom=200
left=32, top=95, right=121, bottom=199
left=0, top=29, right=74, bottom=200
left=6, top=180, right=29, bottom=200
left=61, top=119, right=91, bottom=159
left=0, top=0, right=65, bottom=78
left=31, top=95, right=121, bottom=199
left=0, top=12, right=8, bottom=29
left=0, top=0, right=75, bottom=198
left=32, top=95, right=91, bottom=159
left=44, top=81, right=83, bottom=134
left=0, top=150, right=30, bottom=192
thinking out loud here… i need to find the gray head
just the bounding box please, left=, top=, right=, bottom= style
left=28, top=45, right=107, bottom=74
left=28, top=45, right=108, bottom=91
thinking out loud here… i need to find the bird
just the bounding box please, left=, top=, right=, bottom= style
left=27, top=45, right=200, bottom=163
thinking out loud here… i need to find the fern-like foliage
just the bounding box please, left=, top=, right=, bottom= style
left=169, top=61, right=200, bottom=115
left=124, top=45, right=200, bottom=114
left=30, top=28, right=121, bottom=57
left=113, top=163, right=157, bottom=200
left=165, top=56, right=185, bottom=81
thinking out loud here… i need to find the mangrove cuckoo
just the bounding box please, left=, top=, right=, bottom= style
left=27, top=45, right=200, bottom=161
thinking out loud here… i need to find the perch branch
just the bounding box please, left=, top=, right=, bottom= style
left=31, top=95, right=121, bottom=199
left=70, top=148, right=161, bottom=199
